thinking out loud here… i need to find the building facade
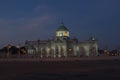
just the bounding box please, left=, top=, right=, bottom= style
left=25, top=23, right=98, bottom=58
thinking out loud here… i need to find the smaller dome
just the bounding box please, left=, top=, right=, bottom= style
left=89, top=37, right=95, bottom=41
left=56, top=22, right=69, bottom=31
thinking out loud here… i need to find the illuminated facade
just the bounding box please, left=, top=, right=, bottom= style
left=25, top=23, right=98, bottom=58
left=56, top=23, right=69, bottom=37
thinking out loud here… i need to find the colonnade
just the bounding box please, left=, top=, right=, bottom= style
left=39, top=46, right=67, bottom=58
left=27, top=44, right=98, bottom=57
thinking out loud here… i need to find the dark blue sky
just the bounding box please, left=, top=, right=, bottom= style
left=0, top=0, right=120, bottom=49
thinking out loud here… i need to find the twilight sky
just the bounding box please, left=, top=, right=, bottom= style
left=0, top=0, right=120, bottom=49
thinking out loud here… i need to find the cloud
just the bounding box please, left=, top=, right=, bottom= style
left=19, top=4, right=56, bottom=31
left=0, top=4, right=58, bottom=46
left=34, top=5, right=48, bottom=13
left=0, top=14, right=56, bottom=35
left=0, top=12, right=56, bottom=44
left=24, top=15, right=54, bottom=31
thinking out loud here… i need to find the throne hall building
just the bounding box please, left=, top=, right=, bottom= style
left=25, top=23, right=98, bottom=58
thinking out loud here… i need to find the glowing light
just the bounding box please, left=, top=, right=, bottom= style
left=56, top=31, right=69, bottom=37
left=69, top=49, right=72, bottom=51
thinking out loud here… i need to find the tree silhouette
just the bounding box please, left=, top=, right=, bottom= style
left=20, top=46, right=27, bottom=55
left=9, top=46, right=19, bottom=54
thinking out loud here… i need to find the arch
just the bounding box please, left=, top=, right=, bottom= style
left=89, top=47, right=96, bottom=56
left=79, top=47, right=86, bottom=57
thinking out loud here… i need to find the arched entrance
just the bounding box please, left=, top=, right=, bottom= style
left=68, top=48, right=74, bottom=57
left=79, top=47, right=85, bottom=57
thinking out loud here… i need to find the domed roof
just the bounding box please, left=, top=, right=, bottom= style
left=56, top=22, right=69, bottom=31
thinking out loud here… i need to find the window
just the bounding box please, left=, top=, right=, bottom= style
left=59, top=32, right=63, bottom=36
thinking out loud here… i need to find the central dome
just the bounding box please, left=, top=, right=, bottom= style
left=56, top=22, right=69, bottom=38
left=56, top=22, right=68, bottom=31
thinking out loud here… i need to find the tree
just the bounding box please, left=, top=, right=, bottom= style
left=20, top=46, right=27, bottom=55
left=9, top=46, right=19, bottom=54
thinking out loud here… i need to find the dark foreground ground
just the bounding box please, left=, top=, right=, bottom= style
left=0, top=57, right=120, bottom=80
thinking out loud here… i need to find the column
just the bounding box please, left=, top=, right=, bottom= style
left=95, top=44, right=98, bottom=56
left=53, top=47, right=56, bottom=58
left=84, top=46, right=89, bottom=56
left=46, top=47, right=50, bottom=58
left=58, top=46, right=61, bottom=58
left=63, top=46, right=67, bottom=57
left=73, top=46, right=77, bottom=57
